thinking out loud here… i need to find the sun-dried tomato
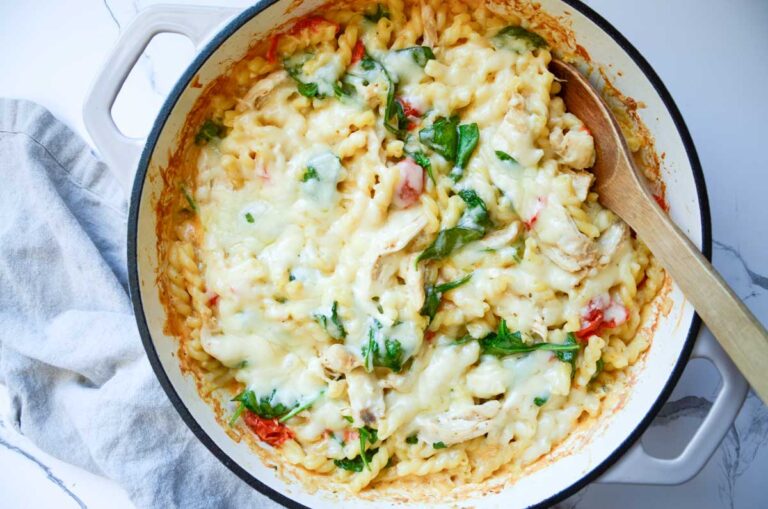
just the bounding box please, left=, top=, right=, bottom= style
left=243, top=411, right=294, bottom=447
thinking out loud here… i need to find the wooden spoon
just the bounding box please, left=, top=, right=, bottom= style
left=549, top=59, right=768, bottom=404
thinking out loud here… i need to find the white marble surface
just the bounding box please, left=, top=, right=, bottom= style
left=1, top=0, right=767, bottom=507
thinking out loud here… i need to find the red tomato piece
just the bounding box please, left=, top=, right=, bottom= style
left=396, top=98, right=421, bottom=130
left=653, top=193, right=669, bottom=212
left=393, top=158, right=425, bottom=209
left=397, top=97, right=421, bottom=118
left=524, top=197, right=545, bottom=229
left=243, top=411, right=294, bottom=447
left=576, top=308, right=604, bottom=340
left=602, top=301, right=629, bottom=328
left=266, top=35, right=280, bottom=64
left=351, top=39, right=365, bottom=64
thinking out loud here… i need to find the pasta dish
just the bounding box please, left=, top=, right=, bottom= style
left=159, top=0, right=665, bottom=496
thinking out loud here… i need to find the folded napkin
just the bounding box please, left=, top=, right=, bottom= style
left=0, top=99, right=278, bottom=509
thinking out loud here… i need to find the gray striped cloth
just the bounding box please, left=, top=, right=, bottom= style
left=0, top=99, right=276, bottom=509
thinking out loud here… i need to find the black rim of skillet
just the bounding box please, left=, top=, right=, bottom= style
left=127, top=1, right=712, bottom=507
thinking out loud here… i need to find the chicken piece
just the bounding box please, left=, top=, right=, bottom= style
left=567, top=171, right=594, bottom=202
left=320, top=344, right=361, bottom=378
left=238, top=70, right=288, bottom=111
left=549, top=125, right=596, bottom=169
left=597, top=221, right=629, bottom=265
left=480, top=220, right=522, bottom=251
left=415, top=401, right=502, bottom=446
left=421, top=4, right=438, bottom=48
left=535, top=201, right=597, bottom=272
left=355, top=209, right=427, bottom=314
left=491, top=93, right=545, bottom=168
left=347, top=369, right=386, bottom=426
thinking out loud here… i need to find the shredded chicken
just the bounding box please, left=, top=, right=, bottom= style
left=415, top=401, right=502, bottom=445
left=480, top=220, right=522, bottom=251
left=320, top=344, right=361, bottom=378
left=567, top=171, right=594, bottom=202
left=238, top=70, right=288, bottom=111
left=347, top=369, right=386, bottom=426
left=535, top=201, right=597, bottom=272
left=491, top=93, right=544, bottom=168
left=597, top=221, right=629, bottom=265
left=421, top=4, right=438, bottom=48
left=550, top=126, right=596, bottom=169
left=354, top=209, right=427, bottom=315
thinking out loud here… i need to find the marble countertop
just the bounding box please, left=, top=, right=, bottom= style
left=1, top=0, right=766, bottom=507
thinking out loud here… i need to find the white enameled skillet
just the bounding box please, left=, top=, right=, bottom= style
left=83, top=2, right=748, bottom=507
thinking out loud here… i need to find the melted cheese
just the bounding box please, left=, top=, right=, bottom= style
left=175, top=4, right=661, bottom=494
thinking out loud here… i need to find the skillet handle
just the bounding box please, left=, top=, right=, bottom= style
left=598, top=329, right=748, bottom=484
left=82, top=4, right=237, bottom=195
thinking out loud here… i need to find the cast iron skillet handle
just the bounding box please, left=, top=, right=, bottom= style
left=599, top=329, right=748, bottom=484
left=82, top=4, right=237, bottom=195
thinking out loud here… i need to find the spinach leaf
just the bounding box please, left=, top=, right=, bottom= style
left=419, top=117, right=480, bottom=177
left=495, top=150, right=518, bottom=165
left=333, top=79, right=356, bottom=99
left=363, top=3, right=390, bottom=22
left=342, top=415, right=354, bottom=423
left=194, top=119, right=224, bottom=145
left=592, top=357, right=604, bottom=381
left=359, top=53, right=404, bottom=136
left=387, top=97, right=409, bottom=136
left=405, top=435, right=418, bottom=444
left=363, top=319, right=381, bottom=372
left=297, top=81, right=320, bottom=98
left=359, top=426, right=379, bottom=471
left=334, top=448, right=379, bottom=472
left=396, top=46, right=436, bottom=67
left=313, top=301, right=347, bottom=340
left=419, top=116, right=459, bottom=161
left=493, top=25, right=548, bottom=51
left=302, top=166, right=319, bottom=182
left=450, top=123, right=479, bottom=181
left=534, top=395, right=548, bottom=407
left=278, top=391, right=324, bottom=423
left=362, top=324, right=405, bottom=373
left=407, top=150, right=435, bottom=184
left=457, top=189, right=491, bottom=230
left=454, top=334, right=475, bottom=345
left=420, top=273, right=472, bottom=323
left=181, top=186, right=198, bottom=213
left=360, top=54, right=377, bottom=71
left=416, top=228, right=484, bottom=263
left=417, top=190, right=490, bottom=263
left=360, top=425, right=378, bottom=445
left=432, top=441, right=447, bottom=449
left=511, top=237, right=525, bottom=263
left=230, top=389, right=293, bottom=424
left=478, top=320, right=582, bottom=358
left=555, top=332, right=579, bottom=377
left=284, top=56, right=324, bottom=98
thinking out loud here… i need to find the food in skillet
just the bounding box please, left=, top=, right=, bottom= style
left=161, top=0, right=664, bottom=494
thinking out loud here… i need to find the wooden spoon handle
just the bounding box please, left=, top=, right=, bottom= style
left=629, top=200, right=768, bottom=403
